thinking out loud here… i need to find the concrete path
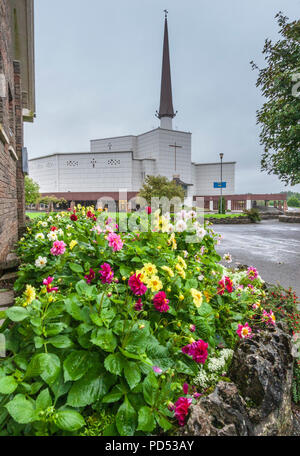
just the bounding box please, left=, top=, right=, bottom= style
left=214, top=220, right=300, bottom=296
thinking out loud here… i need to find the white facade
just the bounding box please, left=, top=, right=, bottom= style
left=29, top=126, right=236, bottom=199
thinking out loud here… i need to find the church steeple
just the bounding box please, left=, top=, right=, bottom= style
left=156, top=10, right=176, bottom=130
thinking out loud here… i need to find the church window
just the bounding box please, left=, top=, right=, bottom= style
left=66, top=160, right=79, bottom=167
left=108, top=159, right=121, bottom=167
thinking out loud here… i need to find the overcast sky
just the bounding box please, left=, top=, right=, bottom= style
left=25, top=0, right=300, bottom=194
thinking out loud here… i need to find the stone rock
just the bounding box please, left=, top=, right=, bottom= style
left=181, top=324, right=294, bottom=436
left=0, top=290, right=14, bottom=308
left=180, top=382, right=253, bottom=436
left=279, top=215, right=300, bottom=223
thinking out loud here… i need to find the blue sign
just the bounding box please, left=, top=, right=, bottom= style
left=214, top=182, right=227, bottom=189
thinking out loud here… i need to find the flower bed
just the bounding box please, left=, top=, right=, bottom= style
left=0, top=207, right=278, bottom=436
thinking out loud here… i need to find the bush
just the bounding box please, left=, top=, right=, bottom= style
left=0, top=207, right=270, bottom=436
left=287, top=196, right=300, bottom=208
left=243, top=208, right=261, bottom=222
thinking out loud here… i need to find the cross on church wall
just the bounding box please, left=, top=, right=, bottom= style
left=108, top=142, right=112, bottom=151
left=91, top=158, right=97, bottom=168
left=169, top=142, right=182, bottom=171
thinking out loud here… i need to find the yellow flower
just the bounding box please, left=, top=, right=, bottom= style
left=136, top=269, right=147, bottom=283
left=168, top=233, right=177, bottom=250
left=175, top=263, right=186, bottom=279
left=179, top=294, right=185, bottom=301
left=190, top=288, right=203, bottom=308
left=189, top=337, right=195, bottom=344
left=23, top=285, right=36, bottom=307
left=69, top=240, right=78, bottom=250
left=203, top=290, right=212, bottom=303
left=161, top=266, right=174, bottom=278
left=147, top=275, right=163, bottom=292
left=177, top=256, right=187, bottom=270
left=143, top=263, right=158, bottom=276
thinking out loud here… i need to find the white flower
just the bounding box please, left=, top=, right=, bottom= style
left=167, top=224, right=174, bottom=233
left=175, top=220, right=187, bottom=232
left=47, top=232, right=58, bottom=241
left=196, top=227, right=207, bottom=239
left=47, top=216, right=53, bottom=222
left=188, top=210, right=197, bottom=219
left=183, top=250, right=188, bottom=258
left=35, top=233, right=45, bottom=240
left=41, top=221, right=47, bottom=227
left=176, top=210, right=188, bottom=221
left=67, top=233, right=72, bottom=237
left=35, top=256, right=47, bottom=269
left=56, top=214, right=61, bottom=219
left=223, top=253, right=232, bottom=263
left=57, top=229, right=64, bottom=237
left=198, top=274, right=204, bottom=281
left=66, top=224, right=72, bottom=230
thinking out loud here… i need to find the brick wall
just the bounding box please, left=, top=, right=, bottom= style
left=0, top=0, right=25, bottom=265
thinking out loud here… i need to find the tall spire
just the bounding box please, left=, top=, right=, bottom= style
left=157, top=10, right=176, bottom=129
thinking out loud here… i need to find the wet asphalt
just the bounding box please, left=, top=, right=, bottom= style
left=213, top=220, right=300, bottom=296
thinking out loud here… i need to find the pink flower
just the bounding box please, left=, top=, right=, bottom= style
left=262, top=310, right=276, bottom=326
left=247, top=267, right=258, bottom=281
left=50, top=240, right=66, bottom=256
left=153, top=291, right=170, bottom=313
left=128, top=274, right=147, bottom=296
left=134, top=298, right=143, bottom=311
left=193, top=392, right=201, bottom=399
left=152, top=366, right=162, bottom=374
left=85, top=268, right=95, bottom=284
left=217, top=276, right=234, bottom=295
left=237, top=322, right=252, bottom=339
left=43, top=276, right=58, bottom=293
left=183, top=383, right=189, bottom=395
left=174, top=397, right=192, bottom=426
left=182, top=340, right=208, bottom=364
left=99, top=263, right=114, bottom=284
left=146, top=206, right=152, bottom=215
left=189, top=324, right=196, bottom=333
left=107, top=232, right=124, bottom=252
left=167, top=401, right=175, bottom=412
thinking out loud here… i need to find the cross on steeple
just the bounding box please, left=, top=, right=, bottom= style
left=169, top=142, right=182, bottom=171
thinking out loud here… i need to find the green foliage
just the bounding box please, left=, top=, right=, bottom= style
left=287, top=196, right=300, bottom=207
left=292, top=363, right=300, bottom=404
left=25, top=176, right=40, bottom=205
left=0, top=207, right=266, bottom=436
left=243, top=208, right=261, bottom=222
left=138, top=175, right=185, bottom=204
left=251, top=13, right=300, bottom=186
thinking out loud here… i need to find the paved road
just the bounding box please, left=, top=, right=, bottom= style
left=214, top=220, right=300, bottom=296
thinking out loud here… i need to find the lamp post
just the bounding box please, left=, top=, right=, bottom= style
left=219, top=153, right=224, bottom=214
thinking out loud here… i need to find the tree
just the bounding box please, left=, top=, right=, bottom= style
left=287, top=195, right=300, bottom=207
left=25, top=176, right=40, bottom=205
left=251, top=13, right=300, bottom=186
left=138, top=175, right=185, bottom=204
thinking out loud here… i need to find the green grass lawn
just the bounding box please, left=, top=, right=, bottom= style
left=204, top=213, right=247, bottom=219
left=26, top=212, right=49, bottom=219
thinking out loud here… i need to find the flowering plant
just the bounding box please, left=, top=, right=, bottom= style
left=0, top=207, right=270, bottom=435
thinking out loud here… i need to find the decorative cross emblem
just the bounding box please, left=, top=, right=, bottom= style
left=108, top=142, right=112, bottom=151
left=164, top=9, right=168, bottom=18
left=91, top=159, right=96, bottom=168
left=169, top=142, right=183, bottom=171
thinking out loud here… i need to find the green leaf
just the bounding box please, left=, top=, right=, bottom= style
left=143, top=371, right=158, bottom=406
left=63, top=351, right=95, bottom=382
left=25, top=353, right=61, bottom=386
left=124, top=362, right=141, bottom=390
left=69, top=263, right=84, bottom=274
left=6, top=394, right=36, bottom=424
left=48, top=335, right=73, bottom=349
left=54, top=410, right=85, bottom=432
left=155, top=412, right=173, bottom=431
left=75, top=280, right=90, bottom=296
left=6, top=307, right=29, bottom=322
left=119, top=347, right=142, bottom=361
left=36, top=388, right=52, bottom=410
left=65, top=296, right=85, bottom=321
left=104, top=353, right=125, bottom=376
left=102, top=386, right=124, bottom=403
left=116, top=397, right=137, bottom=436
left=67, top=369, right=114, bottom=407
left=91, top=328, right=117, bottom=353
left=0, top=376, right=18, bottom=395
left=137, top=406, right=156, bottom=432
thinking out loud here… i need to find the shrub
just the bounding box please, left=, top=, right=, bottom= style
left=243, top=208, right=261, bottom=222
left=0, top=207, right=269, bottom=435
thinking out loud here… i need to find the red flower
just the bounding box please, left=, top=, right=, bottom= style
left=174, top=397, right=192, bottom=426
left=86, top=211, right=94, bottom=218
left=217, top=276, right=234, bottom=295
left=146, top=206, right=152, bottom=215
left=182, top=340, right=208, bottom=364
left=70, top=214, right=78, bottom=221
left=134, top=298, right=143, bottom=311
left=128, top=274, right=147, bottom=296
left=99, top=263, right=114, bottom=284
left=50, top=226, right=58, bottom=231
left=85, top=268, right=95, bottom=284
left=183, top=383, right=189, bottom=395
left=153, top=291, right=170, bottom=313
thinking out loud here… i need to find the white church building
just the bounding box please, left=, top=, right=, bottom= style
left=29, top=13, right=236, bottom=211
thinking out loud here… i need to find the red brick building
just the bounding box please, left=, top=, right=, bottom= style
left=0, top=0, right=35, bottom=266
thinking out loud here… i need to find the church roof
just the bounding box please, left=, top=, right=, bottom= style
left=157, top=12, right=176, bottom=119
